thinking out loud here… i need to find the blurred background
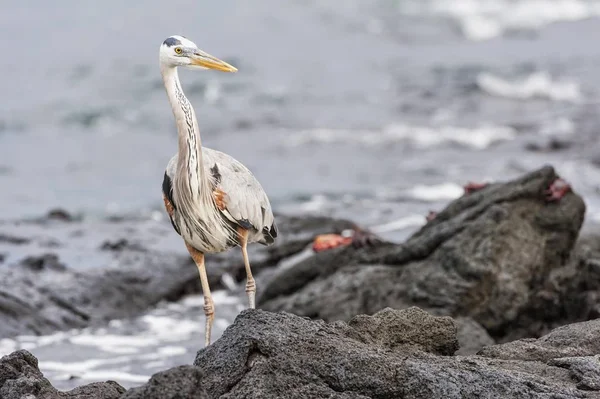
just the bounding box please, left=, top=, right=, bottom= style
left=2, top=0, right=600, bottom=390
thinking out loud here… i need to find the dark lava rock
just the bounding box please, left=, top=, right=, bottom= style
left=259, top=166, right=589, bottom=345
left=550, top=355, right=600, bottom=391
left=121, top=365, right=208, bottom=399
left=478, top=318, right=600, bottom=362
left=0, top=233, right=30, bottom=245
left=0, top=350, right=125, bottom=399
left=543, top=232, right=600, bottom=331
left=20, top=253, right=67, bottom=272
left=128, top=308, right=597, bottom=399
left=0, top=250, right=200, bottom=339
left=46, top=208, right=75, bottom=222
left=345, top=307, right=459, bottom=355
left=478, top=318, right=600, bottom=393
left=525, top=138, right=572, bottom=152
left=5, top=309, right=600, bottom=398
left=192, top=308, right=466, bottom=398
left=99, top=238, right=146, bottom=252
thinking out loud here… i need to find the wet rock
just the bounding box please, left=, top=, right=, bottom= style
left=99, top=238, right=146, bottom=252
left=0, top=250, right=199, bottom=338
left=0, top=214, right=355, bottom=339
left=525, top=138, right=572, bottom=152
left=122, top=366, right=208, bottom=399
left=20, top=253, right=67, bottom=272
left=0, top=350, right=125, bottom=399
left=259, top=166, right=588, bottom=343
left=0, top=233, right=30, bottom=245
left=46, top=208, right=75, bottom=222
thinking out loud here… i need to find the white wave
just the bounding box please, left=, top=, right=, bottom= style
left=370, top=215, right=427, bottom=234
left=398, top=0, right=600, bottom=40
left=404, top=183, right=465, bottom=202
left=153, top=346, right=187, bottom=357
left=297, top=194, right=331, bottom=213
left=4, top=289, right=241, bottom=390
left=69, top=334, right=158, bottom=353
left=73, top=370, right=149, bottom=384
left=40, top=356, right=133, bottom=373
left=539, top=117, right=575, bottom=136
left=144, top=360, right=166, bottom=369
left=50, top=369, right=148, bottom=384
left=0, top=338, right=16, bottom=356
left=477, top=72, right=581, bottom=101
left=287, top=124, right=515, bottom=150
left=140, top=316, right=198, bottom=342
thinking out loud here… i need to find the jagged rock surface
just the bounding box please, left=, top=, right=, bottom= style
left=4, top=308, right=600, bottom=398
left=0, top=350, right=125, bottom=399
left=259, top=166, right=591, bottom=345
left=164, top=308, right=600, bottom=398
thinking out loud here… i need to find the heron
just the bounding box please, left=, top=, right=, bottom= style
left=159, top=35, right=277, bottom=346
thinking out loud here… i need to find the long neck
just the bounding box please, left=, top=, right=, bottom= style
left=161, top=65, right=207, bottom=200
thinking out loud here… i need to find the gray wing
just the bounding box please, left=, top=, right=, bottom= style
left=165, top=149, right=277, bottom=244
left=204, top=148, right=277, bottom=244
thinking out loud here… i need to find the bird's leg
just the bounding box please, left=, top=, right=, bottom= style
left=238, top=229, right=255, bottom=309
left=185, top=243, right=214, bottom=347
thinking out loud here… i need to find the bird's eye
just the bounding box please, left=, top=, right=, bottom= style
left=175, top=47, right=183, bottom=54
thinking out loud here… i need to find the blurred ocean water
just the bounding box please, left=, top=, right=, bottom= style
left=2, top=0, right=600, bottom=228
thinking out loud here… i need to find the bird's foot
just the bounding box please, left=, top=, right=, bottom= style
left=312, top=229, right=382, bottom=253
left=544, top=178, right=572, bottom=202
left=463, top=181, right=488, bottom=195
left=426, top=211, right=438, bottom=223
left=203, top=296, right=214, bottom=347
left=245, top=279, right=256, bottom=309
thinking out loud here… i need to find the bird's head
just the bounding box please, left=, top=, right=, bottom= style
left=159, top=35, right=237, bottom=72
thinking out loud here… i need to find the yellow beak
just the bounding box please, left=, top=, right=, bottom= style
left=190, top=51, right=237, bottom=72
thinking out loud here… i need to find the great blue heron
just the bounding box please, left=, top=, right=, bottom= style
left=159, top=35, right=277, bottom=346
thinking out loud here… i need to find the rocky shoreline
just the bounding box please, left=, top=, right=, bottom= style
left=258, top=165, right=595, bottom=344
left=0, top=211, right=356, bottom=339
left=1, top=165, right=599, bottom=398
left=2, top=309, right=600, bottom=398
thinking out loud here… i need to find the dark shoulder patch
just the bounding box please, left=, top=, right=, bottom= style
left=162, top=172, right=181, bottom=235
left=163, top=37, right=181, bottom=47
left=210, top=164, right=221, bottom=184
left=162, top=172, right=176, bottom=210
